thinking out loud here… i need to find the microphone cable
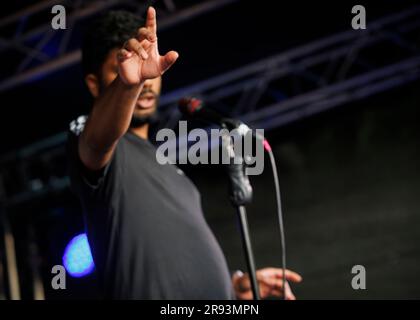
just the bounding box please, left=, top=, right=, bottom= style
left=262, top=139, right=287, bottom=300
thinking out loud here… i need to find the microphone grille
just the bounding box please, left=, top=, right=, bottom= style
left=178, top=97, right=203, bottom=116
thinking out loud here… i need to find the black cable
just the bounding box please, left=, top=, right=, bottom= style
left=265, top=144, right=287, bottom=300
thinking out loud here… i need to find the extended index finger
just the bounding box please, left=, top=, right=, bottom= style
left=275, top=269, right=302, bottom=283
left=261, top=268, right=302, bottom=282
left=145, top=6, right=157, bottom=35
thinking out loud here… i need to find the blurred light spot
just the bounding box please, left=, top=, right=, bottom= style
left=62, top=233, right=94, bottom=277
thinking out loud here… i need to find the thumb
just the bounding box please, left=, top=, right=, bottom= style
left=160, top=51, right=179, bottom=74
left=282, top=281, right=296, bottom=300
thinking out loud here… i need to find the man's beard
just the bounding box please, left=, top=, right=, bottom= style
left=129, top=110, right=159, bottom=128
left=98, top=81, right=159, bottom=129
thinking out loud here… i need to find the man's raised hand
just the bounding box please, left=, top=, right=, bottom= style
left=117, top=7, right=179, bottom=85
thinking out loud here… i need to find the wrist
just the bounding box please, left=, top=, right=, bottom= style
left=116, top=74, right=145, bottom=90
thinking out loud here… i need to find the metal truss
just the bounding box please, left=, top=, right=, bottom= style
left=0, top=0, right=239, bottom=92
left=156, top=4, right=420, bottom=131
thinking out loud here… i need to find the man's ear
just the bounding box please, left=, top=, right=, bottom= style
left=85, top=73, right=100, bottom=98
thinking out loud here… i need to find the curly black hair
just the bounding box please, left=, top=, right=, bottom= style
left=81, top=10, right=144, bottom=77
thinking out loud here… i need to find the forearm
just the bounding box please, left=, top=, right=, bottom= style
left=83, top=76, right=143, bottom=151
left=79, top=75, right=144, bottom=170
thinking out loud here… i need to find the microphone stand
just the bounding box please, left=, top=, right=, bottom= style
left=222, top=133, right=260, bottom=300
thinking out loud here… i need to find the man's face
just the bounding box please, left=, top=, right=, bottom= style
left=98, top=48, right=162, bottom=122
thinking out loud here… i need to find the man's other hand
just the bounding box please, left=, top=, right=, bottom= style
left=232, top=267, right=303, bottom=300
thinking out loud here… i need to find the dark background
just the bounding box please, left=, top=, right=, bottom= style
left=0, top=0, right=419, bottom=299
left=198, top=81, right=420, bottom=299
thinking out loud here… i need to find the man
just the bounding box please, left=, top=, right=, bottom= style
left=67, top=7, right=302, bottom=299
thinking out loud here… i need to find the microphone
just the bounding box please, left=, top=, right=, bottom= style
left=178, top=97, right=240, bottom=130
left=179, top=98, right=253, bottom=205
left=178, top=97, right=271, bottom=151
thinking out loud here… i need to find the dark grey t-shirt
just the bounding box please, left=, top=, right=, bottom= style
left=67, top=117, right=234, bottom=299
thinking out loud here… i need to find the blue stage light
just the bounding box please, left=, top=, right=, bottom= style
left=62, top=233, right=95, bottom=277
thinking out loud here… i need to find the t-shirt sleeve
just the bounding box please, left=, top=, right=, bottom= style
left=66, top=117, right=112, bottom=197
